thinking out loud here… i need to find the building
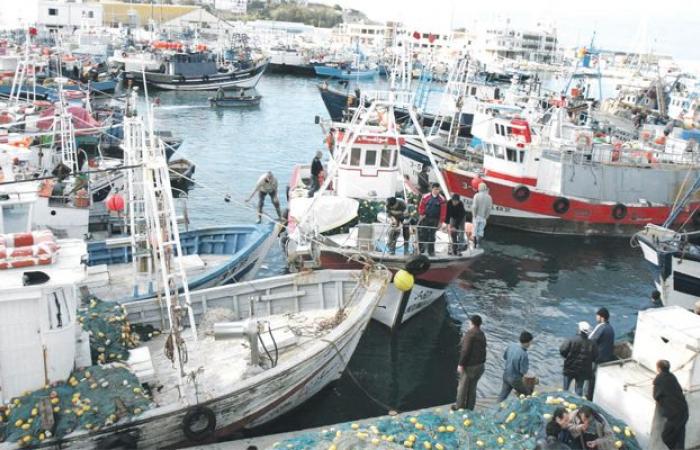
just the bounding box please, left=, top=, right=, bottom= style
left=200, top=0, right=247, bottom=15
left=100, top=1, right=225, bottom=31
left=0, top=0, right=102, bottom=30
left=333, top=23, right=393, bottom=50
left=477, top=19, right=558, bottom=63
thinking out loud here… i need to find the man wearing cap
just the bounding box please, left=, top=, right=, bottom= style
left=560, top=321, right=598, bottom=399
left=587, top=307, right=615, bottom=400
left=418, top=183, right=447, bottom=256
left=445, top=194, right=467, bottom=255
left=653, top=359, right=689, bottom=450
left=454, top=315, right=487, bottom=411
left=498, top=331, right=534, bottom=402
left=386, top=197, right=410, bottom=255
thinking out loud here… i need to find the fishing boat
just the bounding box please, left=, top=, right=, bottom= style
left=442, top=103, right=700, bottom=237
left=208, top=90, right=262, bottom=108
left=167, top=157, right=196, bottom=196
left=85, top=223, right=277, bottom=302
left=0, top=229, right=389, bottom=450
left=123, top=51, right=269, bottom=91
left=313, top=61, right=378, bottom=80
left=267, top=45, right=315, bottom=76
left=286, top=94, right=483, bottom=330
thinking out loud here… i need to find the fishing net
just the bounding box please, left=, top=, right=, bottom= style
left=270, top=392, right=641, bottom=450
left=77, top=296, right=159, bottom=364
left=0, top=365, right=151, bottom=447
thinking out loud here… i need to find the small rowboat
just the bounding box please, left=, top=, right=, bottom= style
left=208, top=94, right=262, bottom=107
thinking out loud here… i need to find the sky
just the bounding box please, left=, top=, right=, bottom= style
left=319, top=0, right=700, bottom=62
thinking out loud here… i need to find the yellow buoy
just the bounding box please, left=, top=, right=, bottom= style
left=393, top=270, right=414, bottom=292
left=423, top=442, right=432, bottom=449
left=505, top=411, right=516, bottom=423
left=497, top=436, right=505, bottom=446
left=438, top=426, right=446, bottom=433
left=446, top=425, right=455, bottom=432
left=615, top=441, right=623, bottom=449
left=463, top=419, right=472, bottom=427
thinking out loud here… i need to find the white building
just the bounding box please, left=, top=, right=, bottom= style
left=200, top=0, right=247, bottom=15
left=477, top=19, right=558, bottom=63
left=0, top=0, right=102, bottom=30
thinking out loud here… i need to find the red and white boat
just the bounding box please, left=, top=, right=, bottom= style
left=443, top=103, right=700, bottom=236
left=286, top=94, right=483, bottom=331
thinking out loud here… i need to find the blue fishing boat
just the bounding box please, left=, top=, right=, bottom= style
left=313, top=62, right=378, bottom=80
left=85, top=223, right=277, bottom=301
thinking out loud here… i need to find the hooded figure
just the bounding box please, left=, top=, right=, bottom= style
left=560, top=321, right=598, bottom=399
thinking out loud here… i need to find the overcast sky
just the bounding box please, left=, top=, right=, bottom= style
left=320, top=0, right=700, bottom=62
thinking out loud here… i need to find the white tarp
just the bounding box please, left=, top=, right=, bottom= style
left=289, top=196, right=358, bottom=233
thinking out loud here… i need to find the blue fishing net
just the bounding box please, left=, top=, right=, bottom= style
left=0, top=365, right=150, bottom=447
left=272, top=392, right=641, bottom=449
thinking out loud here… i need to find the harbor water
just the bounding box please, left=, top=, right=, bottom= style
left=150, top=74, right=650, bottom=439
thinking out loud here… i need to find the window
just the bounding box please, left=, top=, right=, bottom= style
left=350, top=148, right=361, bottom=166
left=494, top=123, right=500, bottom=135
left=494, top=145, right=505, bottom=159
left=87, top=11, right=94, bottom=18
left=365, top=149, right=377, bottom=166
left=470, top=87, right=477, bottom=96
left=48, top=8, right=58, bottom=16
left=506, top=148, right=518, bottom=162
left=519, top=151, right=525, bottom=163
left=380, top=149, right=392, bottom=167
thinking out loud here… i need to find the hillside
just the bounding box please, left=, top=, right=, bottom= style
left=243, top=2, right=372, bottom=28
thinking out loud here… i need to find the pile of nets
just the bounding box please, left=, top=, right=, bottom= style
left=270, top=392, right=641, bottom=450
left=0, top=365, right=151, bottom=447
left=77, top=297, right=155, bottom=364
left=356, top=195, right=420, bottom=225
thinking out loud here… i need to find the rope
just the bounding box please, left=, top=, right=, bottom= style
left=321, top=338, right=397, bottom=414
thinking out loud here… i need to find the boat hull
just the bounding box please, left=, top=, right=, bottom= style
left=126, top=61, right=268, bottom=91
left=443, top=167, right=699, bottom=237
left=318, top=249, right=477, bottom=330
left=313, top=65, right=377, bottom=80
left=268, top=63, right=315, bottom=77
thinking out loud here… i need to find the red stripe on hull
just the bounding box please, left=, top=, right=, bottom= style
left=443, top=168, right=697, bottom=229
left=319, top=251, right=470, bottom=287
left=484, top=169, right=537, bottom=187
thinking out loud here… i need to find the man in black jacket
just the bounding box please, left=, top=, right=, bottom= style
left=308, top=151, right=324, bottom=197
left=453, top=315, right=487, bottom=410
left=445, top=194, right=467, bottom=255
left=560, top=321, right=597, bottom=399
left=653, top=360, right=689, bottom=450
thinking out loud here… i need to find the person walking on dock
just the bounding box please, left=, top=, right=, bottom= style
left=454, top=315, right=487, bottom=411
left=559, top=321, right=597, bottom=399
left=386, top=197, right=410, bottom=255
left=247, top=171, right=282, bottom=224
left=417, top=165, right=431, bottom=194
left=498, top=331, right=534, bottom=402
left=308, top=151, right=324, bottom=197
left=587, top=307, right=615, bottom=400
left=418, top=183, right=446, bottom=256
left=654, top=360, right=689, bottom=450
left=471, top=183, right=492, bottom=247
left=446, top=194, right=467, bottom=256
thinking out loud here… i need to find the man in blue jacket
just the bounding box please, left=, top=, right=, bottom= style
left=587, top=307, right=615, bottom=400
left=498, top=331, right=534, bottom=402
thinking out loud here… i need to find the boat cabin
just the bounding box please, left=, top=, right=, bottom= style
left=0, top=231, right=87, bottom=403
left=331, top=130, right=403, bottom=199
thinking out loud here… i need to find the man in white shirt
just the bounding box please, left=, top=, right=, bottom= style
left=247, top=171, right=282, bottom=223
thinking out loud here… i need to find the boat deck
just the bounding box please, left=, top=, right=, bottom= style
left=139, top=309, right=340, bottom=406
left=83, top=254, right=232, bottom=302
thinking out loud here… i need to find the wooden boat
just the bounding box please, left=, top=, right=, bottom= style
left=209, top=93, right=262, bottom=107
left=84, top=224, right=278, bottom=302
left=168, top=158, right=196, bottom=197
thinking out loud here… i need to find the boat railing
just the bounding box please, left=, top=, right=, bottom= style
left=360, top=89, right=414, bottom=108
left=541, top=141, right=700, bottom=167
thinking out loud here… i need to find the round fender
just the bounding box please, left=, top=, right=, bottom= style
left=611, top=203, right=627, bottom=220
left=182, top=405, right=216, bottom=441
left=552, top=197, right=570, bottom=214
left=512, top=185, right=530, bottom=202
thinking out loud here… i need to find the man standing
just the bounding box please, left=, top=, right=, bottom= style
left=498, top=331, right=534, bottom=402
left=471, top=182, right=492, bottom=247
left=445, top=194, right=467, bottom=256
left=587, top=307, right=615, bottom=400
left=247, top=171, right=282, bottom=224
left=653, top=360, right=689, bottom=450
left=454, top=315, right=487, bottom=410
left=417, top=165, right=431, bottom=195
left=417, top=183, right=446, bottom=256
left=559, top=321, right=597, bottom=399
left=386, top=197, right=410, bottom=255
left=308, top=151, right=324, bottom=197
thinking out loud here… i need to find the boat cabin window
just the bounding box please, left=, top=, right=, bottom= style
left=350, top=148, right=361, bottom=166
left=470, top=87, right=477, bottom=96
left=0, top=203, right=31, bottom=234
left=506, top=147, right=518, bottom=162
left=519, top=150, right=525, bottom=163
left=380, top=149, right=393, bottom=167
left=494, top=145, right=505, bottom=159
left=365, top=150, right=377, bottom=166
left=47, top=289, right=70, bottom=330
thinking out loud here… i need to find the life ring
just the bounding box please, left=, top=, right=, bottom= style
left=611, top=203, right=627, bottom=220
left=575, top=133, right=592, bottom=148
left=552, top=197, right=570, bottom=214
left=611, top=143, right=621, bottom=162
left=512, top=185, right=530, bottom=202
left=182, top=405, right=216, bottom=441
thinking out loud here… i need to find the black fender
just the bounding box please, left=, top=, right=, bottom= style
left=611, top=203, right=627, bottom=220
left=552, top=197, right=570, bottom=214
left=512, top=185, right=530, bottom=202
left=182, top=405, right=216, bottom=441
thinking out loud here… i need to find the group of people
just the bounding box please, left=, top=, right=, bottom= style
left=387, top=171, right=493, bottom=256
left=454, top=308, right=690, bottom=449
